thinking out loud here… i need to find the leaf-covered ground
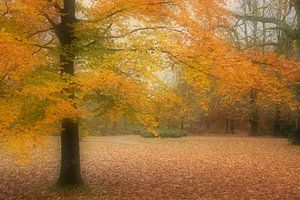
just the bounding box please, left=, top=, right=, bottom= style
left=0, top=135, right=300, bottom=199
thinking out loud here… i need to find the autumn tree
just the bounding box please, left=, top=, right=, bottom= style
left=0, top=0, right=191, bottom=186
left=233, top=0, right=300, bottom=141
left=1, top=0, right=300, bottom=191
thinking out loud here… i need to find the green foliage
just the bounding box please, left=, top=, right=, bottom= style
left=140, top=128, right=188, bottom=138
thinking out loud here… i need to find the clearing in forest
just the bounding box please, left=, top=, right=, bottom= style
left=1, top=135, right=300, bottom=200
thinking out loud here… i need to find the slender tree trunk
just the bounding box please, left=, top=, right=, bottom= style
left=226, top=117, right=229, bottom=134
left=56, top=0, right=83, bottom=186
left=261, top=0, right=266, bottom=54
left=273, top=108, right=282, bottom=136
left=104, top=114, right=109, bottom=134
left=230, top=119, right=234, bottom=134
left=199, top=118, right=202, bottom=133
left=250, top=89, right=259, bottom=136
left=250, top=1, right=259, bottom=136
left=124, top=117, right=128, bottom=131
left=180, top=118, right=184, bottom=130
left=292, top=0, right=300, bottom=144
left=205, top=117, right=210, bottom=132
left=226, top=117, right=234, bottom=134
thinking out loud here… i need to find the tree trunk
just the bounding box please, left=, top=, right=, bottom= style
left=226, top=117, right=234, bottom=134
left=292, top=0, right=300, bottom=144
left=168, top=118, right=171, bottom=129
left=250, top=89, right=260, bottom=136
left=58, top=119, right=82, bottom=186
left=226, top=117, right=229, bottom=134
left=56, top=0, right=83, bottom=186
left=273, top=108, right=282, bottom=136
left=206, top=117, right=210, bottom=132
left=124, top=117, right=128, bottom=131
left=230, top=119, right=234, bottom=134
left=104, top=114, right=109, bottom=134
left=180, top=118, right=184, bottom=130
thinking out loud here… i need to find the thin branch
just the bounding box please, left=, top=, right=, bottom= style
left=259, top=42, right=279, bottom=47
left=80, top=26, right=184, bottom=48
left=43, top=13, right=59, bottom=29
left=27, top=28, right=55, bottom=38
left=84, top=1, right=172, bottom=23
left=233, top=12, right=297, bottom=40
left=0, top=65, right=20, bottom=83
left=32, top=38, right=55, bottom=55
left=87, top=9, right=126, bottom=23
left=46, top=0, right=62, bottom=11
left=156, top=48, right=219, bottom=79
left=107, top=26, right=184, bottom=39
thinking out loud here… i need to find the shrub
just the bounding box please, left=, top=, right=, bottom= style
left=140, top=128, right=188, bottom=138
left=289, top=127, right=300, bottom=145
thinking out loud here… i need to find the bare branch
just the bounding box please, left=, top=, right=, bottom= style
left=27, top=28, right=55, bottom=38
left=234, top=12, right=298, bottom=40
left=43, top=13, right=59, bottom=29
left=32, top=38, right=55, bottom=55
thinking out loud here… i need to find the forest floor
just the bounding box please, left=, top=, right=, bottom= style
left=0, top=135, right=300, bottom=200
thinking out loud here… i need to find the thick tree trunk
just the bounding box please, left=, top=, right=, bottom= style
left=58, top=119, right=82, bottom=186
left=56, top=0, right=83, bottom=186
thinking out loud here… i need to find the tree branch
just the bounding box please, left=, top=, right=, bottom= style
left=84, top=1, right=172, bottom=23
left=107, top=26, right=184, bottom=39
left=47, top=0, right=62, bottom=11
left=32, top=38, right=55, bottom=55
left=27, top=28, right=55, bottom=38
left=43, top=13, right=59, bottom=30
left=234, top=13, right=298, bottom=40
